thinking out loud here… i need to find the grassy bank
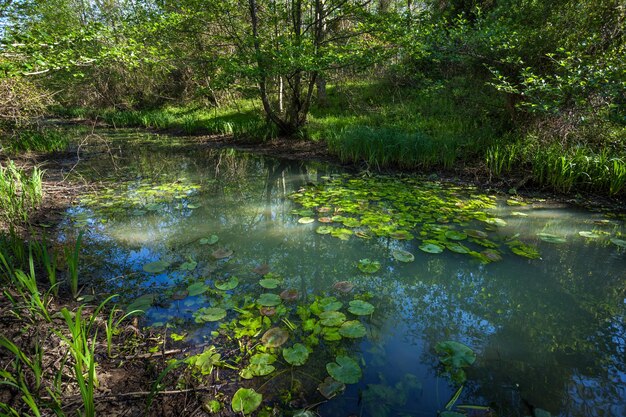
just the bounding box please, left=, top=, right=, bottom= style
left=52, top=79, right=626, bottom=197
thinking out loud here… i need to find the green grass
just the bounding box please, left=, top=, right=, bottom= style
left=485, top=138, right=626, bottom=195
left=307, top=79, right=507, bottom=169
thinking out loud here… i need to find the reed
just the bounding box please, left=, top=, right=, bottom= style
left=0, top=160, right=44, bottom=226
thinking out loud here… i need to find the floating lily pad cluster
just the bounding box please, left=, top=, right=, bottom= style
left=145, top=257, right=377, bottom=407
left=196, top=271, right=377, bottom=400
left=75, top=178, right=201, bottom=219
left=290, top=175, right=543, bottom=262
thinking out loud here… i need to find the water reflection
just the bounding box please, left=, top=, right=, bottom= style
left=61, top=131, right=626, bottom=417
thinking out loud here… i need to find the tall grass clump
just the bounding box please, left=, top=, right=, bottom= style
left=0, top=160, right=44, bottom=226
left=326, top=126, right=461, bottom=169
left=485, top=140, right=626, bottom=195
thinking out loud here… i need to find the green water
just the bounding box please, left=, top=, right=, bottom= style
left=61, top=131, right=626, bottom=417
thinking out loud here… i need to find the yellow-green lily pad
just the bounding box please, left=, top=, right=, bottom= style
left=419, top=243, right=444, bottom=254
left=392, top=249, right=415, bottom=262
left=215, top=276, right=239, bottom=291
left=357, top=258, right=381, bottom=274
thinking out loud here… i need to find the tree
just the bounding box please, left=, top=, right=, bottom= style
left=242, top=0, right=382, bottom=135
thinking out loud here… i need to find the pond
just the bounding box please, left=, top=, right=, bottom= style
left=59, top=130, right=626, bottom=417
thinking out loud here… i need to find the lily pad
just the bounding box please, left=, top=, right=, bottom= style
left=357, top=259, right=381, bottom=274
left=125, top=293, right=154, bottom=313
left=215, top=276, right=239, bottom=291
left=609, top=238, right=626, bottom=248
left=282, top=343, right=309, bottom=366
left=199, top=235, right=219, bottom=245
left=211, top=248, right=233, bottom=259
left=464, top=229, right=488, bottom=239
left=481, top=249, right=502, bottom=262
left=321, top=327, right=342, bottom=341
left=252, top=264, right=270, bottom=275
left=187, top=282, right=210, bottom=296
left=187, top=203, right=200, bottom=209
left=332, top=281, right=354, bottom=293
left=257, top=293, right=282, bottom=307
left=259, top=278, right=280, bottom=289
left=484, top=217, right=507, bottom=227
left=298, top=217, right=315, bottom=224
left=280, top=289, right=299, bottom=301
left=330, top=228, right=353, bottom=240
left=578, top=231, right=601, bottom=239
left=319, top=311, right=347, bottom=327
left=179, top=260, right=197, bottom=271
left=419, top=243, right=444, bottom=254
left=260, top=306, right=276, bottom=316
left=537, top=233, right=567, bottom=244
left=240, top=353, right=276, bottom=378
left=142, top=260, right=170, bottom=273
left=445, top=230, right=467, bottom=241
left=261, top=327, right=289, bottom=348
left=392, top=249, right=414, bottom=262
left=447, top=243, right=470, bottom=254
left=318, top=217, right=333, bottom=223
left=348, top=300, right=375, bottom=316
left=326, top=355, right=362, bottom=384
left=194, top=307, right=227, bottom=323
left=435, top=340, right=476, bottom=368
left=342, top=217, right=361, bottom=227
left=313, top=297, right=343, bottom=313
left=316, top=225, right=333, bottom=234
left=339, top=320, right=367, bottom=338
left=231, top=388, right=262, bottom=415
left=390, top=230, right=414, bottom=240
left=318, top=377, right=345, bottom=399
left=508, top=240, right=541, bottom=259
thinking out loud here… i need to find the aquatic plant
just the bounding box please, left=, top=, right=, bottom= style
left=435, top=340, right=476, bottom=384
left=290, top=175, right=540, bottom=262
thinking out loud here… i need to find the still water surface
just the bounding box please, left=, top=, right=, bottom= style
left=61, top=131, right=625, bottom=417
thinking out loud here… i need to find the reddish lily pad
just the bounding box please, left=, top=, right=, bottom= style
left=332, top=281, right=354, bottom=293
left=211, top=248, right=233, bottom=259
left=252, top=264, right=270, bottom=275
left=318, top=377, right=345, bottom=399
left=280, top=289, right=299, bottom=301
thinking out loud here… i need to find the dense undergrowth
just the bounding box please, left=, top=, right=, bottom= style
left=52, top=77, right=626, bottom=197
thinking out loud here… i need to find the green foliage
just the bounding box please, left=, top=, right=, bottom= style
left=231, top=388, right=263, bottom=415
left=485, top=138, right=626, bottom=195
left=0, top=160, right=44, bottom=227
